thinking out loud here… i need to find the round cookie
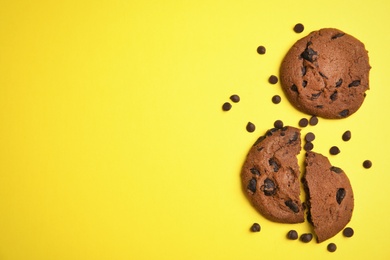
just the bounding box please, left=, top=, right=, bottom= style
left=280, top=28, right=371, bottom=119
left=241, top=126, right=304, bottom=223
left=303, top=152, right=354, bottom=242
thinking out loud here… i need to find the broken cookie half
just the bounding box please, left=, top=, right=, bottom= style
left=241, top=126, right=354, bottom=242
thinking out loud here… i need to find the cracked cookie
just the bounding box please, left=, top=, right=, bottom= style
left=303, top=151, right=354, bottom=242
left=280, top=28, right=371, bottom=119
left=241, top=126, right=304, bottom=223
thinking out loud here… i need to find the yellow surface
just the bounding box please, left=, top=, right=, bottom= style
left=0, top=0, right=389, bottom=259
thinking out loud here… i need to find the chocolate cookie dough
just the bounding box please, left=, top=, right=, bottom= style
left=241, top=126, right=304, bottom=223
left=303, top=152, right=354, bottom=242
left=280, top=28, right=371, bottom=119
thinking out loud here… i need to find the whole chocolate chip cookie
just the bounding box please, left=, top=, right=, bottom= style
left=280, top=28, right=371, bottom=119
left=303, top=152, right=354, bottom=242
left=241, top=126, right=304, bottom=223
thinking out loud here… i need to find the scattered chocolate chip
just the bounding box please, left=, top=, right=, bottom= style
left=330, top=146, right=340, bottom=155
left=342, top=130, right=351, bottom=141
left=287, top=230, right=298, bottom=240
left=247, top=178, right=257, bottom=193
left=327, top=243, right=337, bottom=252
left=336, top=188, right=346, bottom=204
left=274, top=120, right=284, bottom=129
left=230, top=94, right=240, bottom=103
left=330, top=166, right=342, bottom=174
left=272, top=95, right=281, bottom=104
left=305, top=132, right=315, bottom=142
left=250, top=167, right=261, bottom=176
left=309, top=116, right=318, bottom=126
left=261, top=178, right=276, bottom=196
left=222, top=102, right=232, bottom=111
left=339, top=109, right=349, bottom=117
left=331, top=33, right=345, bottom=40
left=293, top=23, right=304, bottom=33
left=348, top=80, right=361, bottom=88
left=343, top=227, right=354, bottom=237
left=300, top=233, right=313, bottom=243
left=250, top=223, right=261, bottom=232
left=304, top=142, right=314, bottom=151
left=269, top=75, right=279, bottom=84
left=246, top=122, right=256, bottom=133
left=291, top=84, right=298, bottom=92
left=363, top=160, right=372, bottom=169
left=285, top=200, right=299, bottom=213
left=299, top=118, right=309, bottom=127
left=257, top=46, right=266, bottom=55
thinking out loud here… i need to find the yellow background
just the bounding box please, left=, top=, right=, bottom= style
left=0, top=0, right=389, bottom=259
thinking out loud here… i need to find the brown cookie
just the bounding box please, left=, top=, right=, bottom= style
left=280, top=28, right=371, bottom=119
left=303, top=152, right=354, bottom=242
left=241, top=126, right=304, bottom=223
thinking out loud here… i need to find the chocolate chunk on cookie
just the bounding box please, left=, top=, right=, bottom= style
left=280, top=28, right=371, bottom=119
left=303, top=152, right=354, bottom=242
left=241, top=126, right=304, bottom=223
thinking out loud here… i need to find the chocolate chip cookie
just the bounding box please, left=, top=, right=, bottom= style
left=241, top=126, right=304, bottom=223
left=303, top=152, right=354, bottom=242
left=280, top=28, right=371, bottom=119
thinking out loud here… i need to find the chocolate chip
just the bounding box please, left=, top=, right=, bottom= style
left=289, top=132, right=299, bottom=143
left=293, top=23, right=304, bottom=33
left=316, top=105, right=323, bottom=109
left=330, top=91, right=338, bottom=101
left=342, top=130, right=351, bottom=141
left=363, top=160, right=372, bottom=169
left=305, top=132, right=315, bottom=142
left=339, top=109, right=349, bottom=117
left=250, top=223, right=261, bottom=232
left=335, top=78, right=343, bottom=87
left=301, top=66, right=307, bottom=76
left=327, top=243, right=337, bottom=252
left=269, top=75, right=278, bottom=84
left=291, top=84, right=298, bottom=92
left=330, top=166, right=342, bottom=174
left=319, top=71, right=328, bottom=79
left=300, top=233, right=313, bottom=243
left=330, top=146, right=340, bottom=155
left=274, top=120, right=284, bottom=129
left=246, top=122, right=256, bottom=133
left=299, top=118, right=309, bottom=127
left=247, top=178, right=257, bottom=193
left=287, top=230, right=298, bottom=240
left=230, top=94, right=240, bottom=103
left=222, top=102, right=232, bottom=111
left=257, top=46, right=266, bottom=55
left=302, top=80, right=307, bottom=88
left=301, top=47, right=317, bottom=62
left=250, top=167, right=261, bottom=176
left=309, top=116, right=318, bottom=126
left=253, top=136, right=266, bottom=146
left=336, top=188, right=346, bottom=204
left=311, top=91, right=321, bottom=100
left=285, top=200, right=299, bottom=213
left=269, top=158, right=280, bottom=172
left=261, top=178, right=276, bottom=196
left=272, top=95, right=281, bottom=104
left=343, top=227, right=354, bottom=237
left=331, top=33, right=345, bottom=39
left=348, top=80, right=361, bottom=87
left=304, top=142, right=314, bottom=151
